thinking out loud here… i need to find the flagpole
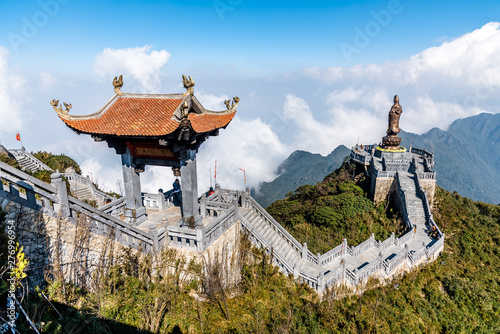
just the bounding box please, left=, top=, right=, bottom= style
left=214, top=160, right=217, bottom=185
left=239, top=168, right=246, bottom=190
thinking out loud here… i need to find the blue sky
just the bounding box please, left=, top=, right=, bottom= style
left=1, top=0, right=499, bottom=192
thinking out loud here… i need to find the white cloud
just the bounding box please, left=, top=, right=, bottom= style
left=38, top=71, right=58, bottom=91
left=195, top=92, right=229, bottom=110
left=282, top=92, right=386, bottom=155
left=197, top=117, right=290, bottom=192
left=93, top=45, right=170, bottom=93
left=299, top=22, right=500, bottom=141
left=0, top=47, right=26, bottom=135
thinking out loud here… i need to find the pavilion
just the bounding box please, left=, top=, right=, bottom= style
left=52, top=75, right=238, bottom=227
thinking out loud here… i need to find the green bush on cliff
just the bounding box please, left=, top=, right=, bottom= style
left=266, top=163, right=403, bottom=253
left=32, top=151, right=82, bottom=174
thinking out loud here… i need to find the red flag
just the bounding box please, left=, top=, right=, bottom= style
left=214, top=160, right=217, bottom=179
left=15, top=133, right=21, bottom=141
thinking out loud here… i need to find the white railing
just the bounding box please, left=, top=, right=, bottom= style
left=249, top=197, right=306, bottom=259
left=63, top=172, right=114, bottom=204
left=350, top=234, right=376, bottom=257
left=98, top=197, right=126, bottom=216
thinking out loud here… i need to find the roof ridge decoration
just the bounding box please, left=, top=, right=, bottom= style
left=113, top=75, right=124, bottom=96
left=182, top=74, right=195, bottom=96
left=224, top=96, right=240, bottom=112
left=50, top=99, right=72, bottom=115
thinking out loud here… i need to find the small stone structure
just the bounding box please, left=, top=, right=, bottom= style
left=351, top=144, right=436, bottom=206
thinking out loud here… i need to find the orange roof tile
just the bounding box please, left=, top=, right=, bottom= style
left=188, top=112, right=236, bottom=133
left=59, top=95, right=236, bottom=137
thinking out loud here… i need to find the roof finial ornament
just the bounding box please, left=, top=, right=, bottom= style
left=180, top=101, right=189, bottom=118
left=182, top=74, right=195, bottom=97
left=50, top=99, right=72, bottom=115
left=224, top=96, right=240, bottom=111
left=113, top=75, right=124, bottom=96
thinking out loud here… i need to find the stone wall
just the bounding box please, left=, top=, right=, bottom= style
left=419, top=179, right=436, bottom=208
left=372, top=177, right=396, bottom=204
left=1, top=192, right=124, bottom=290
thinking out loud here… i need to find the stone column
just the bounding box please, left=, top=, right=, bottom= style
left=180, top=149, right=201, bottom=228
left=51, top=171, right=70, bottom=218
left=121, top=148, right=146, bottom=225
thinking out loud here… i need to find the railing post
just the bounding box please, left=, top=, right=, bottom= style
left=149, top=225, right=159, bottom=251
left=196, top=227, right=205, bottom=252
left=158, top=189, right=166, bottom=212
left=302, top=243, right=308, bottom=260
left=342, top=238, right=348, bottom=257
left=51, top=171, right=70, bottom=217
left=317, top=272, right=324, bottom=293
left=214, top=183, right=220, bottom=195
left=200, top=193, right=207, bottom=218
left=293, top=264, right=299, bottom=279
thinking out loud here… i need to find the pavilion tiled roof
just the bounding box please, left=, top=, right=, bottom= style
left=57, top=94, right=237, bottom=137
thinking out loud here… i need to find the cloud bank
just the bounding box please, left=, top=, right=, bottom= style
left=93, top=45, right=171, bottom=93
left=297, top=22, right=500, bottom=153
left=0, top=47, right=26, bottom=136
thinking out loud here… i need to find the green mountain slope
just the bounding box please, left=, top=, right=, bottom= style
left=252, top=145, right=350, bottom=207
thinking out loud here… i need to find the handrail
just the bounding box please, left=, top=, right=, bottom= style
left=249, top=197, right=304, bottom=255
left=203, top=206, right=237, bottom=249
left=67, top=195, right=153, bottom=245
left=415, top=174, right=443, bottom=238
left=238, top=212, right=294, bottom=271
left=238, top=211, right=319, bottom=287
left=63, top=172, right=114, bottom=203
left=0, top=161, right=57, bottom=193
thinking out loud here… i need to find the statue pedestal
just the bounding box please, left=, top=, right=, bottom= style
left=382, top=135, right=402, bottom=149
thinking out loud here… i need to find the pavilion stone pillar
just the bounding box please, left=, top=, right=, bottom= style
left=180, top=149, right=202, bottom=228
left=121, top=148, right=146, bottom=225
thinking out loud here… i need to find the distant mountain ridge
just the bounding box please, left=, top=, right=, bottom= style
left=254, top=113, right=500, bottom=206
left=251, top=145, right=350, bottom=207
left=399, top=112, right=500, bottom=204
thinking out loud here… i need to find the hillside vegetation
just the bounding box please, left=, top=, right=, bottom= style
left=266, top=162, right=404, bottom=254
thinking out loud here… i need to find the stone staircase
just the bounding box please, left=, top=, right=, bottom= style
left=240, top=208, right=324, bottom=276
left=398, top=172, right=427, bottom=227
left=70, top=182, right=94, bottom=201
left=9, top=149, right=53, bottom=173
